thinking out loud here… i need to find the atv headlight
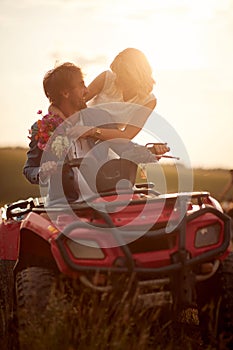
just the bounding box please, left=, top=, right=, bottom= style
left=195, top=223, right=221, bottom=248
left=66, top=239, right=105, bottom=260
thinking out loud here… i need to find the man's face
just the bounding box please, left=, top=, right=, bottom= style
left=67, top=74, right=88, bottom=111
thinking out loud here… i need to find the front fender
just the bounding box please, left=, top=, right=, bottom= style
left=15, top=212, right=60, bottom=272
left=20, top=212, right=59, bottom=241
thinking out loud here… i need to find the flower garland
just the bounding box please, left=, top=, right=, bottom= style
left=29, top=110, right=70, bottom=159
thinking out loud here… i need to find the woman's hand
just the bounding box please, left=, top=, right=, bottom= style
left=48, top=104, right=66, bottom=119
left=67, top=125, right=95, bottom=139
left=146, top=143, right=170, bottom=156
left=153, top=143, right=170, bottom=155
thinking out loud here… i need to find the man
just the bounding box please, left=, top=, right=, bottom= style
left=24, top=62, right=169, bottom=203
left=23, top=62, right=90, bottom=203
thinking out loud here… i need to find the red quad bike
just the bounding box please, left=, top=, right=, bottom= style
left=0, top=149, right=233, bottom=349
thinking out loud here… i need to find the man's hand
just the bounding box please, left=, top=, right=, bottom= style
left=39, top=161, right=57, bottom=182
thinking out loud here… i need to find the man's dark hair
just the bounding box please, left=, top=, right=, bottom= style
left=43, top=62, right=82, bottom=105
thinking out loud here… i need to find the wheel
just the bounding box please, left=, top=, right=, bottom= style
left=15, top=267, right=71, bottom=350
left=196, top=252, right=233, bottom=349
left=0, top=260, right=15, bottom=350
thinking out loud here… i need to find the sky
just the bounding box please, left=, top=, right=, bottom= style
left=0, top=0, right=233, bottom=169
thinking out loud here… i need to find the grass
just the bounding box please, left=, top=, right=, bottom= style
left=0, top=148, right=40, bottom=206
left=0, top=266, right=227, bottom=350
left=15, top=277, right=203, bottom=350
left=141, top=163, right=231, bottom=200
left=15, top=271, right=233, bottom=350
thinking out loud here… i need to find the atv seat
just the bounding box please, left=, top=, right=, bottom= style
left=96, top=158, right=138, bottom=193
left=67, top=157, right=138, bottom=196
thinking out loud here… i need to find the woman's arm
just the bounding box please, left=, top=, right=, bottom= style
left=69, top=100, right=156, bottom=141
left=85, top=71, right=107, bottom=102
left=144, top=97, right=157, bottom=110
left=92, top=123, right=141, bottom=141
left=68, top=123, right=141, bottom=142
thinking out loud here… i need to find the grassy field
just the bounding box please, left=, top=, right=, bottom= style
left=0, top=147, right=232, bottom=206
left=0, top=148, right=40, bottom=206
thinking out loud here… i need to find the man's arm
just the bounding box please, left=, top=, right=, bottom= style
left=23, top=123, right=58, bottom=185
left=23, top=123, right=43, bottom=184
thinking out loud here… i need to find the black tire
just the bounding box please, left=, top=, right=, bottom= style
left=16, top=266, right=56, bottom=314
left=197, top=252, right=233, bottom=349
left=0, top=260, right=15, bottom=350
left=15, top=267, right=68, bottom=350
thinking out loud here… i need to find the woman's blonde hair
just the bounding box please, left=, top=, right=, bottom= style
left=110, top=48, right=155, bottom=99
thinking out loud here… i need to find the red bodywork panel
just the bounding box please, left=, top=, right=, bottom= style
left=51, top=211, right=229, bottom=274
left=20, top=212, right=59, bottom=240
left=0, top=212, right=59, bottom=262
left=0, top=220, right=20, bottom=260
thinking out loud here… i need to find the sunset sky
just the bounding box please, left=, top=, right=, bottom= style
left=0, top=0, right=233, bottom=169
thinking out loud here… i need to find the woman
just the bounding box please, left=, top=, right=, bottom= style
left=76, top=48, right=167, bottom=158
left=50, top=48, right=168, bottom=158
left=86, top=47, right=156, bottom=110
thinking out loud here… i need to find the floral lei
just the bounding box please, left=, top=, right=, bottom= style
left=29, top=110, right=70, bottom=159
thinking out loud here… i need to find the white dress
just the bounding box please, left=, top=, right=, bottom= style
left=89, top=70, right=155, bottom=106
